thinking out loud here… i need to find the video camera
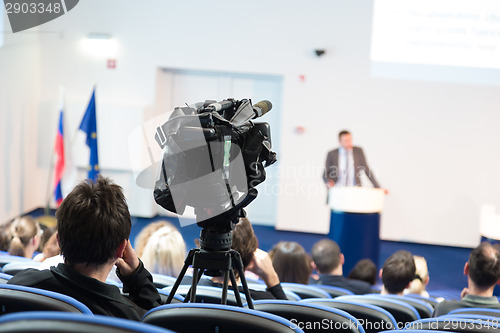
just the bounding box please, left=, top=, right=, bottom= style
left=153, top=98, right=276, bottom=251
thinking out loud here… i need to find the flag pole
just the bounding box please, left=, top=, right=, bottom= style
left=40, top=86, right=65, bottom=227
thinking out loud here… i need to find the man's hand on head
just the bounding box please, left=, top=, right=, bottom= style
left=115, top=240, right=140, bottom=277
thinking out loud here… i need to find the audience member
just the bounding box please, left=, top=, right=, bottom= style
left=8, top=216, right=42, bottom=258
left=380, top=250, right=416, bottom=295
left=141, top=223, right=186, bottom=277
left=348, top=258, right=378, bottom=286
left=8, top=177, right=161, bottom=320
left=134, top=220, right=169, bottom=258
left=269, top=241, right=311, bottom=284
left=0, top=221, right=13, bottom=252
left=433, top=242, right=500, bottom=316
left=200, top=217, right=287, bottom=300
left=310, top=239, right=371, bottom=294
left=404, top=255, right=430, bottom=297
left=34, top=227, right=60, bottom=262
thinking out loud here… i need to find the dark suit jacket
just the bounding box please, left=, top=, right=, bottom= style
left=323, top=146, right=380, bottom=188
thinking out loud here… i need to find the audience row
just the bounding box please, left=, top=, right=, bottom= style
left=1, top=176, right=500, bottom=327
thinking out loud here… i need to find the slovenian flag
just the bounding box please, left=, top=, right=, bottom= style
left=54, top=109, right=65, bottom=206
left=79, top=88, right=99, bottom=182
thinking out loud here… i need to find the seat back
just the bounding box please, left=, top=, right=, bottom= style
left=405, top=293, right=440, bottom=308
left=406, top=317, right=500, bottom=332
left=281, top=283, right=332, bottom=299
left=253, top=300, right=365, bottom=333
left=0, top=284, right=92, bottom=314
left=301, top=298, right=397, bottom=333
left=151, top=273, right=177, bottom=288
left=247, top=282, right=301, bottom=301
left=157, top=289, right=185, bottom=304
left=0, top=311, right=174, bottom=333
left=0, top=255, right=34, bottom=269
left=447, top=307, right=500, bottom=318
left=336, top=295, right=420, bottom=326
left=0, top=272, right=13, bottom=283
left=142, top=303, right=305, bottom=333
left=162, top=285, right=247, bottom=306
left=444, top=314, right=500, bottom=322
left=314, top=285, right=355, bottom=298
left=378, top=294, right=433, bottom=318
left=2, top=261, right=44, bottom=276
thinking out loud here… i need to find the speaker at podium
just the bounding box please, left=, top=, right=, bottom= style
left=327, top=187, right=385, bottom=276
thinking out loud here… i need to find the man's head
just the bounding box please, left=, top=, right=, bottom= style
left=381, top=250, right=416, bottom=294
left=465, top=242, right=500, bottom=291
left=56, top=177, right=131, bottom=267
left=311, top=239, right=343, bottom=274
left=338, top=130, right=353, bottom=150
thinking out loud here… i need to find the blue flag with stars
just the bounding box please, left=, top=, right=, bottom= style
left=79, top=88, right=99, bottom=182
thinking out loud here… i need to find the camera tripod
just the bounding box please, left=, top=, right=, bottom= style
left=165, top=222, right=254, bottom=309
left=165, top=248, right=254, bottom=309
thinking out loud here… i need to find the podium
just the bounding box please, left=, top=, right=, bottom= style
left=479, top=204, right=500, bottom=246
left=327, top=187, right=385, bottom=275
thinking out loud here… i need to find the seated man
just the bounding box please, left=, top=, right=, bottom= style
left=380, top=250, right=416, bottom=295
left=433, top=242, right=500, bottom=317
left=9, top=177, right=161, bottom=320
left=310, top=239, right=372, bottom=294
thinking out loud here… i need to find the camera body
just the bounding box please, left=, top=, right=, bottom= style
left=153, top=98, right=276, bottom=245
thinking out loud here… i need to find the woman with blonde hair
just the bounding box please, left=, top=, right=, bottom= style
left=134, top=221, right=170, bottom=258
left=8, top=216, right=42, bottom=259
left=405, top=255, right=430, bottom=297
left=141, top=224, right=187, bottom=277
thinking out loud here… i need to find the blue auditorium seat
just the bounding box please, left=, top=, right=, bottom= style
left=0, top=272, right=13, bottom=283
left=447, top=307, right=500, bottom=318
left=0, top=311, right=174, bottom=332
left=280, top=282, right=332, bottom=299
left=314, top=285, right=355, bottom=298
left=162, top=285, right=247, bottom=306
left=157, top=288, right=185, bottom=303
left=246, top=282, right=302, bottom=301
left=336, top=294, right=420, bottom=325
left=0, top=284, right=92, bottom=314
left=301, top=298, right=397, bottom=333
left=405, top=293, right=440, bottom=309
left=151, top=273, right=178, bottom=288
left=253, top=299, right=365, bottom=333
left=405, top=317, right=500, bottom=332
left=0, top=254, right=34, bottom=268
left=142, top=303, right=305, bottom=333
left=377, top=294, right=433, bottom=318
left=2, top=261, right=43, bottom=275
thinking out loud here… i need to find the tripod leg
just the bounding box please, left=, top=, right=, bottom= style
left=186, top=266, right=200, bottom=303
left=221, top=270, right=229, bottom=305
left=233, top=251, right=254, bottom=309
left=229, top=269, right=244, bottom=307
left=166, top=248, right=196, bottom=304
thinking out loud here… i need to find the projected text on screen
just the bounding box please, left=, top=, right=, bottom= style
left=371, top=0, right=500, bottom=70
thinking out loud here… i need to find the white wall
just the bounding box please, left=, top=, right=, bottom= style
left=0, top=20, right=42, bottom=221
left=1, top=0, right=500, bottom=247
